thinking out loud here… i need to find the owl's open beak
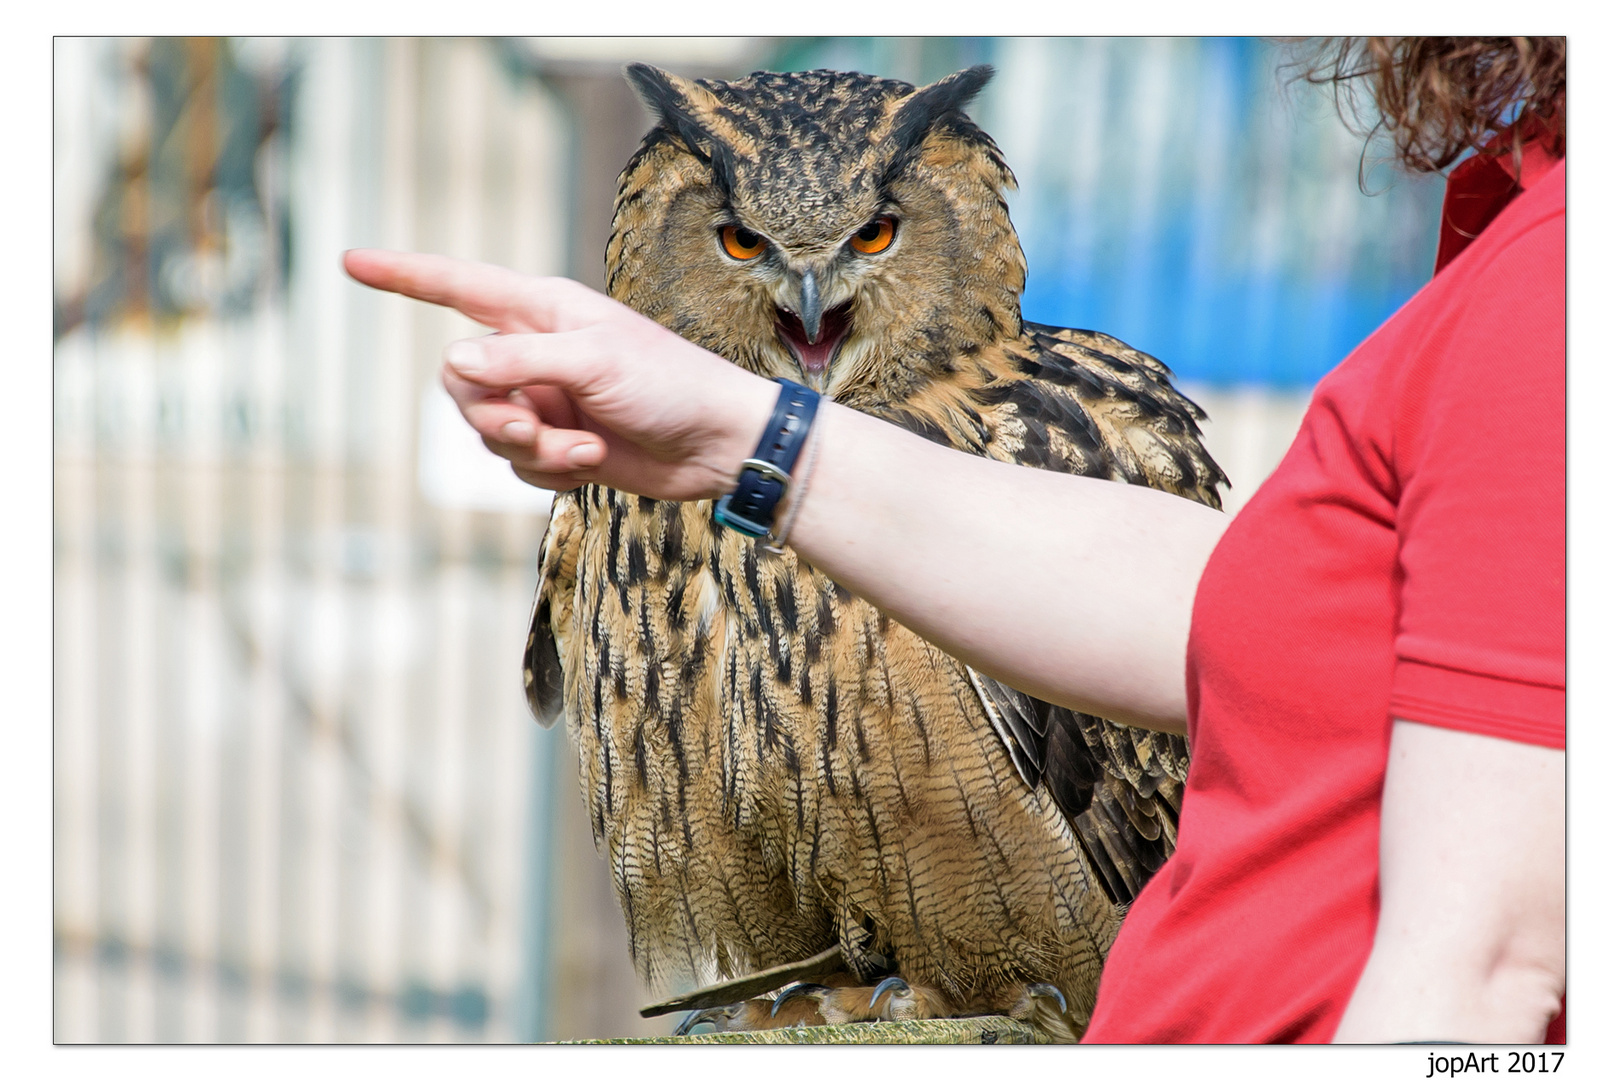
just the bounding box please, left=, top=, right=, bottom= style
left=777, top=268, right=851, bottom=382
left=776, top=301, right=851, bottom=380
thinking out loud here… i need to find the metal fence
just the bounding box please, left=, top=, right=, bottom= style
left=54, top=37, right=581, bottom=1043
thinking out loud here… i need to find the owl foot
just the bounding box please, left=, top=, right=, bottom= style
left=673, top=998, right=783, bottom=1034
left=760, top=975, right=954, bottom=1026
left=674, top=975, right=952, bottom=1034
left=865, top=975, right=955, bottom=1021
left=965, top=981, right=1078, bottom=1043
left=673, top=977, right=1075, bottom=1039
left=671, top=982, right=849, bottom=1034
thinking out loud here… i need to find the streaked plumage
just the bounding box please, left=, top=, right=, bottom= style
left=524, top=64, right=1226, bottom=1038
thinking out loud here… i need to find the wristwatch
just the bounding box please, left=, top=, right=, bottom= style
left=713, top=378, right=821, bottom=539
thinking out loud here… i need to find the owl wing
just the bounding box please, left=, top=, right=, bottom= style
left=967, top=671, right=1186, bottom=906
left=524, top=489, right=586, bottom=728
left=878, top=320, right=1225, bottom=904
left=974, top=322, right=1219, bottom=901
left=984, top=321, right=1228, bottom=508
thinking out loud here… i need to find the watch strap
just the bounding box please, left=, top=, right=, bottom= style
left=713, top=379, right=821, bottom=538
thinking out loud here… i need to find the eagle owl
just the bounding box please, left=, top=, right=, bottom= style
left=524, top=64, right=1225, bottom=1039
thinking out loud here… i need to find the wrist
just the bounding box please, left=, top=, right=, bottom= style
left=700, top=370, right=792, bottom=498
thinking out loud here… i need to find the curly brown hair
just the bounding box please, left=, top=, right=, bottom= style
left=1298, top=37, right=1565, bottom=178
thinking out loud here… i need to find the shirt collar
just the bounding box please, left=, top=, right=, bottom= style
left=1433, top=111, right=1563, bottom=275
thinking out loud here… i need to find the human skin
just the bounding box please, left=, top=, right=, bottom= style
left=342, top=248, right=1564, bottom=1043
left=1333, top=720, right=1565, bottom=1044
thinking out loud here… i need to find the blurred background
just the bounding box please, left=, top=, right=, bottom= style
left=53, top=36, right=1445, bottom=1043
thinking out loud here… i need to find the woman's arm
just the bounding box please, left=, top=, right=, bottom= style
left=1333, top=720, right=1566, bottom=1043
left=343, top=250, right=1228, bottom=731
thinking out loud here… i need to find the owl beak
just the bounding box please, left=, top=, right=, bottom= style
left=797, top=271, right=824, bottom=345
left=775, top=268, right=850, bottom=384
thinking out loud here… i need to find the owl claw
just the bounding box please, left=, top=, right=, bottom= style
left=868, top=975, right=910, bottom=1011
left=674, top=1006, right=731, bottom=1036
left=771, top=982, right=831, bottom=1018
left=1026, top=982, right=1067, bottom=1014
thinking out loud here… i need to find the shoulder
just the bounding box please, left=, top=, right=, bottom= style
left=1351, top=162, right=1564, bottom=417
left=1418, top=165, right=1565, bottom=393
left=1283, top=165, right=1564, bottom=497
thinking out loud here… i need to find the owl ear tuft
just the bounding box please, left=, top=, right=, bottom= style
left=880, top=64, right=996, bottom=187
left=624, top=63, right=736, bottom=200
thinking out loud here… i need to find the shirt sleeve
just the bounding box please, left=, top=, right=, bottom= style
left=1387, top=210, right=1566, bottom=750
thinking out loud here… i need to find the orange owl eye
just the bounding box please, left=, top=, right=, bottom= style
left=850, top=217, right=896, bottom=254
left=720, top=225, right=768, bottom=261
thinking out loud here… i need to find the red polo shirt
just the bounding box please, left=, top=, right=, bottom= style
left=1082, top=127, right=1566, bottom=1043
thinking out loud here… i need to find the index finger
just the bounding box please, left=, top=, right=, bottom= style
left=342, top=249, right=620, bottom=334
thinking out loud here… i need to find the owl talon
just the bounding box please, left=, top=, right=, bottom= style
left=990, top=980, right=1079, bottom=1043
left=675, top=1007, right=730, bottom=1036
left=1026, top=982, right=1067, bottom=1015
left=867, top=975, right=951, bottom=1021
left=868, top=975, right=910, bottom=1011
left=772, top=982, right=832, bottom=1018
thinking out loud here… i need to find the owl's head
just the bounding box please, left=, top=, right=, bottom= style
left=607, top=65, right=1026, bottom=406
